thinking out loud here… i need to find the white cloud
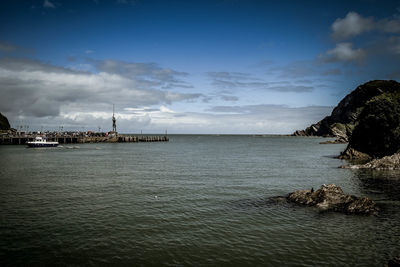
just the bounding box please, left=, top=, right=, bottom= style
left=92, top=59, right=192, bottom=89
left=325, top=12, right=400, bottom=63
left=319, top=42, right=366, bottom=63
left=160, top=104, right=334, bottom=134
left=0, top=56, right=334, bottom=134
left=332, top=12, right=374, bottom=40
left=0, top=58, right=201, bottom=121
left=43, top=0, right=55, bottom=8
left=159, top=106, right=174, bottom=113
left=332, top=11, right=400, bottom=40
left=86, top=104, right=333, bottom=134
left=207, top=71, right=315, bottom=92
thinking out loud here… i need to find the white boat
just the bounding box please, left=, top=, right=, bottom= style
left=26, top=136, right=59, bottom=148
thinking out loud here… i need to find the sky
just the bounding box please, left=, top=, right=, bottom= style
left=0, top=0, right=400, bottom=134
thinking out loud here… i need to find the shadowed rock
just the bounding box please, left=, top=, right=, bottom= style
left=287, top=184, right=378, bottom=215
left=386, top=256, right=400, bottom=267
left=0, top=113, right=10, bottom=130
left=339, top=147, right=372, bottom=161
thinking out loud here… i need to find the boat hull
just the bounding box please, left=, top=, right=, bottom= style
left=27, top=142, right=59, bottom=148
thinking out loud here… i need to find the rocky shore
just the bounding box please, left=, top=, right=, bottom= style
left=342, top=153, right=400, bottom=170
left=293, top=80, right=400, bottom=171
left=286, top=184, right=378, bottom=215
left=338, top=147, right=372, bottom=161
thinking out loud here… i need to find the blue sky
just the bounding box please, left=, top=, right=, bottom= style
left=1, top=0, right=400, bottom=133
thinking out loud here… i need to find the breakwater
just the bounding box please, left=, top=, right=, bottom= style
left=118, top=135, right=169, bottom=142
left=0, top=133, right=168, bottom=145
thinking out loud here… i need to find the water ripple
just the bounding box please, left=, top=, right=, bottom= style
left=0, top=136, right=399, bottom=266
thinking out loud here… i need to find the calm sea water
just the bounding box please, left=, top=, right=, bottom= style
left=1, top=135, right=399, bottom=266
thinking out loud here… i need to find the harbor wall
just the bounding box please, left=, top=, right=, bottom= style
left=0, top=134, right=169, bottom=145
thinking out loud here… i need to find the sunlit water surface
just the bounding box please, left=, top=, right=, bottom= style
left=1, top=135, right=399, bottom=266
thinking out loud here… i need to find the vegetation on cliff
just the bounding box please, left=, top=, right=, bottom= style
left=0, top=113, right=10, bottom=130
left=294, top=79, right=400, bottom=162
left=349, top=92, right=400, bottom=158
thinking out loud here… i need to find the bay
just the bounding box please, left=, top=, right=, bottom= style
left=0, top=135, right=399, bottom=266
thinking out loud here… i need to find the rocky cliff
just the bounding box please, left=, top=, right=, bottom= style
left=293, top=80, right=400, bottom=142
left=0, top=113, right=10, bottom=130
left=346, top=90, right=400, bottom=158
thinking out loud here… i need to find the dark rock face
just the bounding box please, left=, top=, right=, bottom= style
left=349, top=91, right=400, bottom=158
left=0, top=113, right=10, bottom=130
left=287, top=184, right=378, bottom=215
left=293, top=80, right=400, bottom=143
left=387, top=256, right=400, bottom=267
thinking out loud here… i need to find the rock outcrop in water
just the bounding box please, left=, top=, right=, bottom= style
left=286, top=184, right=378, bottom=215
left=293, top=80, right=400, bottom=145
left=338, top=147, right=372, bottom=161
left=0, top=113, right=10, bottom=131
left=342, top=153, right=400, bottom=170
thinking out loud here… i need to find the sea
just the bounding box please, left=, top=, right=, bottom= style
left=0, top=135, right=399, bottom=266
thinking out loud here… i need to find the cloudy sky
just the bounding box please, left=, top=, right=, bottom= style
left=1, top=0, right=399, bottom=134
